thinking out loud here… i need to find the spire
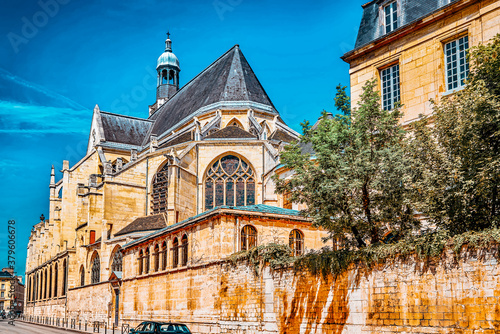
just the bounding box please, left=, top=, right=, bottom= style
left=165, top=31, right=172, bottom=52
left=50, top=165, right=55, bottom=187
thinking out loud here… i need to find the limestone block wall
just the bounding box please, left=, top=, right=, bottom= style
left=120, top=248, right=500, bottom=334
left=67, top=282, right=113, bottom=322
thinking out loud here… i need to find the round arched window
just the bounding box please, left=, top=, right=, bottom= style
left=205, top=155, right=255, bottom=210
left=289, top=229, right=304, bottom=256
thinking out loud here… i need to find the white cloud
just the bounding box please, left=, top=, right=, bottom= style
left=0, top=100, right=91, bottom=134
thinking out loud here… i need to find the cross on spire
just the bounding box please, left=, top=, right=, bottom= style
left=166, top=31, right=171, bottom=39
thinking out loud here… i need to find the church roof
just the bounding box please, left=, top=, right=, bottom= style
left=100, top=112, right=153, bottom=146
left=115, top=213, right=167, bottom=236
left=269, top=129, right=297, bottom=143
left=204, top=126, right=256, bottom=140
left=147, top=45, right=276, bottom=141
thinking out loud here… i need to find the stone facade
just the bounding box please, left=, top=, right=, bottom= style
left=72, top=247, right=500, bottom=334
left=24, top=38, right=329, bottom=328
left=342, top=0, right=500, bottom=125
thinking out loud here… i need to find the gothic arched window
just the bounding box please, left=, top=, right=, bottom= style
left=181, top=234, right=188, bottom=266
left=80, top=265, right=85, bottom=286
left=161, top=241, right=167, bottom=270
left=138, top=250, right=144, bottom=275
left=144, top=247, right=150, bottom=274
left=54, top=264, right=58, bottom=297
left=289, top=229, right=304, bottom=256
left=91, top=253, right=100, bottom=284
left=172, top=238, right=179, bottom=268
left=48, top=267, right=52, bottom=298
left=153, top=244, right=160, bottom=272
left=241, top=225, right=257, bottom=251
left=111, top=248, right=123, bottom=272
left=62, top=259, right=67, bottom=295
left=205, top=155, right=255, bottom=210
left=151, top=163, right=169, bottom=214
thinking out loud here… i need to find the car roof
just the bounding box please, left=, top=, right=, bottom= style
left=142, top=321, right=187, bottom=325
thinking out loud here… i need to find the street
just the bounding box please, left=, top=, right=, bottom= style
left=0, top=320, right=80, bottom=334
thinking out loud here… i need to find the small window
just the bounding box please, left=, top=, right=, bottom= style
left=154, top=244, right=160, bottom=272
left=289, top=229, right=304, bottom=256
left=89, top=230, right=96, bottom=244
left=181, top=234, right=188, bottom=266
left=144, top=248, right=150, bottom=274
left=381, top=64, right=400, bottom=110
left=161, top=241, right=168, bottom=270
left=172, top=238, right=179, bottom=268
left=80, top=266, right=85, bottom=286
left=138, top=250, right=144, bottom=275
left=384, top=2, right=398, bottom=34
left=444, top=35, right=469, bottom=91
left=241, top=225, right=257, bottom=251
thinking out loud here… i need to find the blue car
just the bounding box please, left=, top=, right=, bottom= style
left=130, top=321, right=191, bottom=334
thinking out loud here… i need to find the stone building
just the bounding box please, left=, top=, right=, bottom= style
left=0, top=268, right=24, bottom=314
left=342, top=0, right=500, bottom=125
left=24, top=35, right=327, bottom=329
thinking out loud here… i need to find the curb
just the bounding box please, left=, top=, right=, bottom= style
left=17, top=320, right=103, bottom=334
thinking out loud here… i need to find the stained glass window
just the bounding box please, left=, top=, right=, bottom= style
left=151, top=163, right=169, bottom=214
left=91, top=254, right=100, bottom=284
left=241, top=225, right=257, bottom=251
left=205, top=155, right=255, bottom=210
left=111, top=248, right=123, bottom=272
left=289, top=229, right=304, bottom=256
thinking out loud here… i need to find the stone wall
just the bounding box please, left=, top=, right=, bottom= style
left=119, top=248, right=500, bottom=333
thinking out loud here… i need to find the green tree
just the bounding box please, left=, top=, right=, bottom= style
left=275, top=80, right=419, bottom=248
left=408, top=34, right=500, bottom=234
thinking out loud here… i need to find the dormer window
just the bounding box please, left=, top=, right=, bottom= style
left=384, top=2, right=398, bottom=34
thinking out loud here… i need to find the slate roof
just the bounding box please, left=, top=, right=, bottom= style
left=160, top=131, right=193, bottom=148
left=0, top=271, right=12, bottom=277
left=352, top=0, right=458, bottom=50
left=204, top=126, right=256, bottom=140
left=115, top=213, right=167, bottom=236
left=100, top=112, right=153, bottom=146
left=147, top=45, right=276, bottom=141
left=269, top=129, right=297, bottom=143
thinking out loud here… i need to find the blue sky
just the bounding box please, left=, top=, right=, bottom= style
left=0, top=0, right=362, bottom=277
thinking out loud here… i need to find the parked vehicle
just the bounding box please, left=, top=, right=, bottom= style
left=130, top=321, right=191, bottom=334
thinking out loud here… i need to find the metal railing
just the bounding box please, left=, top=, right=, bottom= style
left=21, top=314, right=131, bottom=334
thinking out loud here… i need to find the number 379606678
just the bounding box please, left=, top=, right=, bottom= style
left=8, top=220, right=15, bottom=268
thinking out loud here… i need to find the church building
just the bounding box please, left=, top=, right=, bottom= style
left=24, top=35, right=327, bottom=331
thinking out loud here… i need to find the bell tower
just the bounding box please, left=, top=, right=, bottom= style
left=150, top=32, right=180, bottom=115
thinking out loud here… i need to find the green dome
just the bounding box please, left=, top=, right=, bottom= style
left=157, top=37, right=180, bottom=70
